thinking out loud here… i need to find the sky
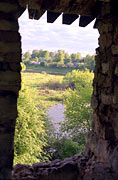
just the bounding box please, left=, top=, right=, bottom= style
left=19, top=9, right=99, bottom=57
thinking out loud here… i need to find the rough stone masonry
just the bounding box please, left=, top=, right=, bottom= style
left=0, top=0, right=22, bottom=179
left=0, top=0, right=118, bottom=179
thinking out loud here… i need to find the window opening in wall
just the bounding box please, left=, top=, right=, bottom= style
left=14, top=9, right=99, bottom=165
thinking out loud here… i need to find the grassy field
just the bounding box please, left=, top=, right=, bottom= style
left=26, top=64, right=74, bottom=75
left=22, top=72, right=66, bottom=109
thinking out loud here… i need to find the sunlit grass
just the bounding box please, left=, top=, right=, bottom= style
left=26, top=64, right=73, bottom=75
left=22, top=72, right=65, bottom=108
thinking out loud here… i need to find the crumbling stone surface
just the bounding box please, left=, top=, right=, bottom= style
left=12, top=2, right=118, bottom=180
left=0, top=1, right=22, bottom=179
left=12, top=153, right=116, bottom=180
left=13, top=155, right=80, bottom=180
left=1, top=0, right=118, bottom=180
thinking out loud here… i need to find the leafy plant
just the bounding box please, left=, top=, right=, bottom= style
left=14, top=86, right=48, bottom=165
left=46, top=136, right=81, bottom=160
left=61, top=70, right=94, bottom=145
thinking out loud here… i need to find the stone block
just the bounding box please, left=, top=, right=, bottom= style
left=111, top=45, right=118, bottom=55
left=115, top=64, right=118, bottom=75
left=0, top=94, right=17, bottom=119
left=102, top=63, right=109, bottom=74
left=0, top=31, right=21, bottom=42
left=0, top=20, right=18, bottom=31
left=113, top=85, right=118, bottom=104
left=97, top=74, right=105, bottom=86
left=92, top=163, right=114, bottom=180
left=0, top=62, right=21, bottom=72
left=98, top=23, right=113, bottom=34
left=9, top=63, right=21, bottom=72
left=103, top=80, right=112, bottom=89
left=91, top=95, right=98, bottom=109
left=0, top=71, right=20, bottom=81
left=0, top=71, right=21, bottom=92
left=99, top=34, right=106, bottom=50
left=0, top=42, right=21, bottom=53
left=110, top=112, right=118, bottom=139
left=0, top=85, right=20, bottom=94
left=19, top=0, right=28, bottom=8
left=13, top=158, right=78, bottom=180
left=113, top=96, right=118, bottom=104
left=113, top=31, right=118, bottom=45
left=99, top=33, right=112, bottom=50
left=98, top=0, right=110, bottom=2
left=0, top=3, right=19, bottom=13
left=101, top=3, right=111, bottom=17
left=110, top=145, right=118, bottom=177
left=87, top=131, right=109, bottom=161
left=0, top=52, right=21, bottom=62
left=101, top=94, right=113, bottom=105
left=0, top=133, right=14, bottom=156
left=92, top=112, right=105, bottom=138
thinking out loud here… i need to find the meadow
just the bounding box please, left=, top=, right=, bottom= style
left=26, top=64, right=74, bottom=75
left=22, top=72, right=65, bottom=106
left=14, top=72, right=66, bottom=164
left=14, top=68, right=93, bottom=164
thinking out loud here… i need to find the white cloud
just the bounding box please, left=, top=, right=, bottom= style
left=19, top=10, right=99, bottom=56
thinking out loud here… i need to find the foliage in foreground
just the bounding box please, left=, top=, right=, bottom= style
left=46, top=136, right=83, bottom=160
left=44, top=70, right=94, bottom=159
left=61, top=70, right=94, bottom=145
left=14, top=69, right=94, bottom=164
left=14, top=87, right=48, bottom=165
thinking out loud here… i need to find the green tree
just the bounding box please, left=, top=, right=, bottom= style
left=71, top=52, right=82, bottom=61
left=38, top=49, right=44, bottom=57
left=62, top=70, right=94, bottom=145
left=34, top=57, right=39, bottom=62
left=64, top=53, right=71, bottom=64
left=71, top=53, right=77, bottom=61
left=48, top=137, right=81, bottom=160
left=31, top=49, right=50, bottom=60
left=77, top=63, right=85, bottom=71
left=21, top=63, right=26, bottom=72
left=14, top=85, right=48, bottom=165
left=50, top=52, right=55, bottom=60
left=76, top=52, right=82, bottom=60
left=43, top=50, right=50, bottom=59
left=64, top=53, right=71, bottom=60
left=23, top=51, right=31, bottom=64
left=84, top=54, right=95, bottom=71
left=54, top=50, right=65, bottom=64
left=31, top=49, right=40, bottom=59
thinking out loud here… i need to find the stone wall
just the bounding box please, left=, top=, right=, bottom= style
left=0, top=0, right=23, bottom=179
left=89, top=1, right=118, bottom=162
left=83, top=2, right=118, bottom=179
left=12, top=150, right=115, bottom=180
left=13, top=2, right=118, bottom=180
left=0, top=0, right=118, bottom=180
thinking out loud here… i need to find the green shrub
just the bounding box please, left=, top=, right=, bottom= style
left=40, top=61, right=46, bottom=66
left=47, top=137, right=81, bottom=160
left=61, top=70, right=94, bottom=146
left=21, top=62, right=26, bottom=72
left=60, top=139, right=82, bottom=158
left=14, top=87, right=48, bottom=165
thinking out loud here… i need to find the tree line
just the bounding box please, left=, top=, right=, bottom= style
left=23, top=49, right=95, bottom=71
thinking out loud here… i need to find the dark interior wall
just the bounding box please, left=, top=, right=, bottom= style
left=88, top=2, right=118, bottom=160
left=0, top=0, right=118, bottom=179
left=0, top=1, right=23, bottom=179
left=13, top=2, right=118, bottom=179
